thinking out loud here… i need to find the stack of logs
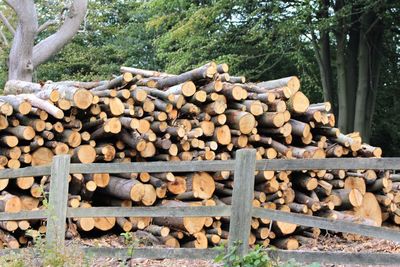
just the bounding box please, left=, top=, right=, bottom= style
left=0, top=62, right=394, bottom=250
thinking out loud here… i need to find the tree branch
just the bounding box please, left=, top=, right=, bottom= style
left=37, top=20, right=58, bottom=33
left=0, top=11, right=15, bottom=35
left=3, top=0, right=17, bottom=9
left=0, top=27, right=9, bottom=46
left=32, top=0, right=88, bottom=68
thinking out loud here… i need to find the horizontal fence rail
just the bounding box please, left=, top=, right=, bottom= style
left=2, top=158, right=400, bottom=179
left=67, top=206, right=231, bottom=218
left=257, top=157, right=400, bottom=171
left=69, top=160, right=236, bottom=174
left=0, top=165, right=51, bottom=179
left=1, top=247, right=399, bottom=266
left=253, top=208, right=400, bottom=243
left=0, top=150, right=400, bottom=265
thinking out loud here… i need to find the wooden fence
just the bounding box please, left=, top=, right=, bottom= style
left=1, top=149, right=400, bottom=265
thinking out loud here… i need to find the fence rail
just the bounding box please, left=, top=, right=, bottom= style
left=0, top=149, right=400, bottom=265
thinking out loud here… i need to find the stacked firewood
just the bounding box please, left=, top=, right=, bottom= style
left=0, top=62, right=393, bottom=250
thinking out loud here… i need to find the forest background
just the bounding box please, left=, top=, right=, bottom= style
left=0, top=0, right=399, bottom=155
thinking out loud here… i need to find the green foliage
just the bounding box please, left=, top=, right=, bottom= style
left=120, top=231, right=136, bottom=258
left=214, top=242, right=320, bottom=267
left=1, top=0, right=399, bottom=153
left=370, top=27, right=400, bottom=155
left=214, top=243, right=272, bottom=267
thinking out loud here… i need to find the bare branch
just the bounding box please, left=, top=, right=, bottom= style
left=0, top=11, right=15, bottom=35
left=0, top=27, right=9, bottom=46
left=37, top=20, right=58, bottom=33
left=3, top=0, right=17, bottom=9
left=32, top=0, right=88, bottom=68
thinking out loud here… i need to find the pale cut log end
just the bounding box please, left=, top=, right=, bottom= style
left=74, top=89, right=94, bottom=110
left=31, top=147, right=54, bottom=166
left=354, top=192, right=382, bottom=226
left=349, top=189, right=364, bottom=207
left=75, top=145, right=96, bottom=164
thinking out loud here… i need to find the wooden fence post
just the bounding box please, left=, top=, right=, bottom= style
left=228, top=148, right=256, bottom=256
left=46, top=155, right=71, bottom=248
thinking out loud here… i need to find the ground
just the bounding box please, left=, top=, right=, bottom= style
left=69, top=233, right=400, bottom=267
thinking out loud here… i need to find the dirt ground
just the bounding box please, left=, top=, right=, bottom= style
left=70, top=232, right=400, bottom=267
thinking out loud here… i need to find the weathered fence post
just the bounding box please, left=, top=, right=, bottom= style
left=46, top=155, right=71, bottom=247
left=228, top=148, right=256, bottom=256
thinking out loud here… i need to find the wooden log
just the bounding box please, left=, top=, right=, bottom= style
left=289, top=119, right=310, bottom=137
left=55, top=86, right=94, bottom=109
left=292, top=174, right=318, bottom=191
left=76, top=217, right=95, bottom=232
left=15, top=176, right=34, bottom=190
left=182, top=232, right=208, bottom=249
left=0, top=95, right=32, bottom=114
left=71, top=145, right=96, bottom=164
left=116, top=217, right=133, bottom=232
left=153, top=200, right=206, bottom=234
left=31, top=147, right=54, bottom=166
left=5, top=126, right=35, bottom=141
left=258, top=112, right=285, bottom=128
left=101, top=176, right=145, bottom=202
left=0, top=221, right=18, bottom=232
left=156, top=63, right=216, bottom=88
left=203, top=101, right=227, bottom=116
left=272, top=206, right=297, bottom=236
left=273, top=237, right=299, bottom=250
left=94, top=217, right=116, bottom=231
left=269, top=139, right=292, bottom=158
left=358, top=144, right=382, bottom=158
left=0, top=192, right=21, bottom=212
left=286, top=91, right=310, bottom=114
left=91, top=74, right=133, bottom=91
left=0, top=101, right=13, bottom=116
left=0, top=229, right=19, bottom=249
left=120, top=66, right=170, bottom=78
left=352, top=193, right=382, bottom=226
left=144, top=225, right=170, bottom=237
left=225, top=110, right=256, bottom=134
left=214, top=125, right=232, bottom=145
left=84, top=173, right=110, bottom=188
left=257, top=76, right=300, bottom=95
left=331, top=188, right=363, bottom=209
left=0, top=136, right=18, bottom=148
left=20, top=94, right=64, bottom=119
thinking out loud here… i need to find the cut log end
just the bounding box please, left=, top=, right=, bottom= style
left=74, top=89, right=94, bottom=109
left=74, top=145, right=96, bottom=164
left=354, top=192, right=382, bottom=226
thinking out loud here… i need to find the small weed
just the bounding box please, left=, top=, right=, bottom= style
left=214, top=242, right=320, bottom=267
left=120, top=231, right=138, bottom=265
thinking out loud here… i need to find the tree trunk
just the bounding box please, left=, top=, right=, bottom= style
left=312, top=0, right=334, bottom=108
left=345, top=5, right=361, bottom=133
left=7, top=0, right=38, bottom=81
left=363, top=16, right=384, bottom=143
left=335, top=25, right=348, bottom=133
left=5, top=0, right=88, bottom=82
left=353, top=12, right=371, bottom=138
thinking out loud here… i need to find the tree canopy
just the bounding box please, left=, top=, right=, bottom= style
left=0, top=0, right=399, bottom=154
